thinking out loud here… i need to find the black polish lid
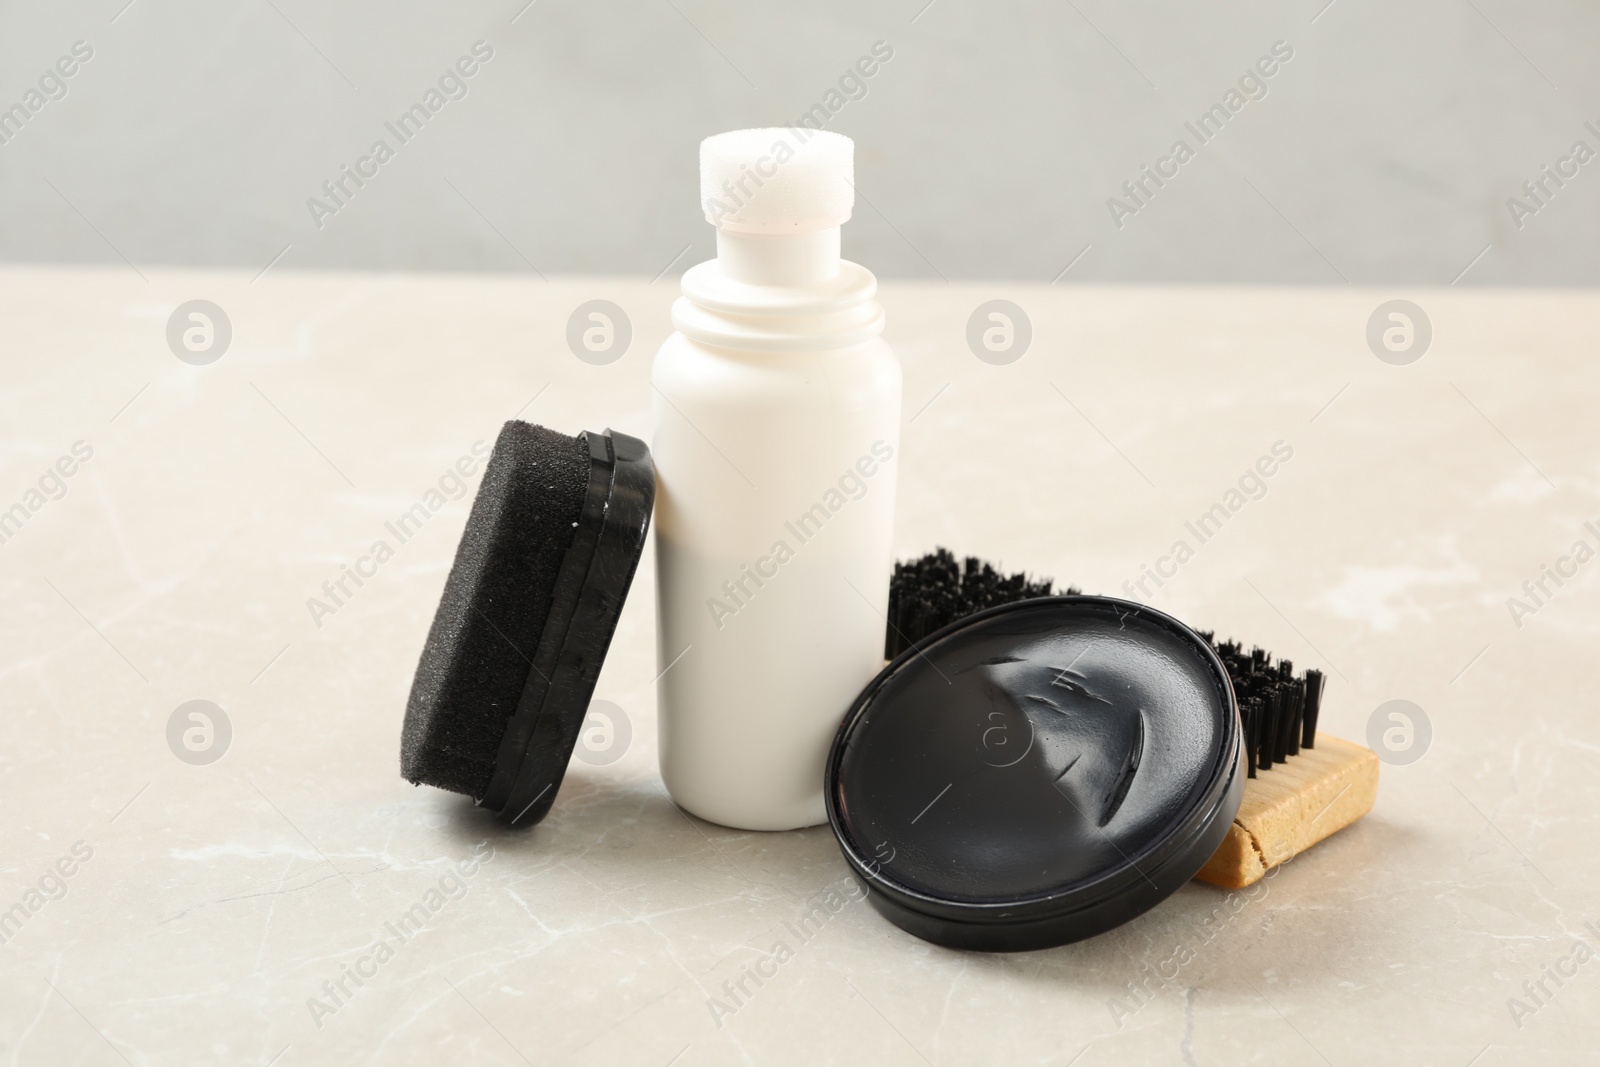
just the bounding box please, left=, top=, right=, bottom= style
left=825, top=595, right=1243, bottom=952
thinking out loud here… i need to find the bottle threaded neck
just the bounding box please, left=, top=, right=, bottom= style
left=714, top=228, right=842, bottom=287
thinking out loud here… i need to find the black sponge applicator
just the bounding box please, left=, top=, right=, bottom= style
left=400, top=420, right=654, bottom=826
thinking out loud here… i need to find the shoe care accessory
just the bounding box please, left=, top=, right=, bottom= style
left=400, top=421, right=653, bottom=826
left=822, top=550, right=1378, bottom=951
left=652, top=128, right=903, bottom=831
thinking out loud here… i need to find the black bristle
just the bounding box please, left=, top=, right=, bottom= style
left=1302, top=669, right=1325, bottom=749
left=400, top=421, right=591, bottom=798
left=1275, top=690, right=1294, bottom=764
left=1204, top=620, right=1331, bottom=775
left=1285, top=682, right=1302, bottom=758
left=1242, top=697, right=1259, bottom=778
left=1258, top=694, right=1276, bottom=771
left=884, top=548, right=1053, bottom=659
left=1271, top=694, right=1285, bottom=766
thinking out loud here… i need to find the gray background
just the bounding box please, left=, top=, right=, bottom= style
left=1, top=0, right=1596, bottom=284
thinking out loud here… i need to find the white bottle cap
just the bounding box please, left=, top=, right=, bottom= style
left=699, top=128, right=853, bottom=234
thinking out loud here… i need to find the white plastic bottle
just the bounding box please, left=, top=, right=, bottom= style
left=652, top=128, right=902, bottom=831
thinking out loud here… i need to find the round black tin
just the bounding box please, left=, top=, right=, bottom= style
left=825, top=595, right=1243, bottom=952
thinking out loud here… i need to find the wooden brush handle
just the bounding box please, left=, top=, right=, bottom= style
left=1195, top=732, right=1379, bottom=889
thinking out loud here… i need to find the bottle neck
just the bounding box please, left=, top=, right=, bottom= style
left=715, top=228, right=841, bottom=287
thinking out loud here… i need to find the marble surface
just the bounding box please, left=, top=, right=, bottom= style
left=1, top=267, right=1597, bottom=1065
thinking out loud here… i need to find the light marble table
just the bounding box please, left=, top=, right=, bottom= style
left=2, top=267, right=1596, bottom=1066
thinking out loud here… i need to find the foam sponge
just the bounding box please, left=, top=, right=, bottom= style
left=400, top=422, right=589, bottom=798
left=700, top=127, right=853, bottom=234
